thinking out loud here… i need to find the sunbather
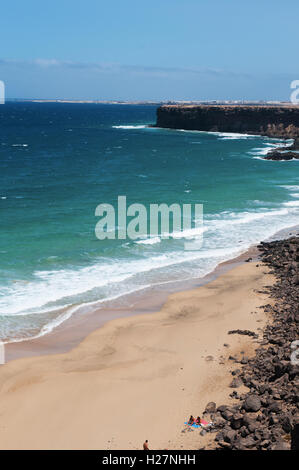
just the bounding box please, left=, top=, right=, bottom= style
left=188, top=415, right=195, bottom=425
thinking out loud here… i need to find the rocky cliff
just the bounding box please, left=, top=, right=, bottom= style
left=156, top=105, right=299, bottom=140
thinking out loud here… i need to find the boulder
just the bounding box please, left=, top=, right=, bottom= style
left=243, top=395, right=261, bottom=412
left=230, top=413, right=243, bottom=430
left=204, top=402, right=216, bottom=414
left=271, top=440, right=290, bottom=450
left=223, top=429, right=237, bottom=444
left=230, top=377, right=243, bottom=388
left=239, top=436, right=256, bottom=448
left=268, top=402, right=282, bottom=413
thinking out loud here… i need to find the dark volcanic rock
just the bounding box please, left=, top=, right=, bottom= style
left=269, top=402, right=282, bottom=413
left=204, top=402, right=216, bottom=414
left=209, top=234, right=299, bottom=450
left=291, top=420, right=299, bottom=450
left=156, top=105, right=299, bottom=140
left=243, top=395, right=262, bottom=412
left=264, top=150, right=299, bottom=161
left=230, top=377, right=243, bottom=388
left=271, top=440, right=290, bottom=450
left=228, top=329, right=258, bottom=338
left=238, top=436, right=256, bottom=449
left=230, top=413, right=243, bottom=430
left=281, top=415, right=292, bottom=433
left=290, top=138, right=299, bottom=150
left=223, top=429, right=237, bottom=444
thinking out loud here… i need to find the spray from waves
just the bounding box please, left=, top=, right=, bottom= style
left=133, top=209, right=292, bottom=247
left=216, top=132, right=258, bottom=140
left=132, top=125, right=261, bottom=140
left=283, top=186, right=299, bottom=198
left=175, top=129, right=258, bottom=139
left=254, top=157, right=299, bottom=162
left=250, top=146, right=277, bottom=157
left=249, top=139, right=294, bottom=159
left=283, top=200, right=299, bottom=207
left=135, top=227, right=206, bottom=245
left=112, top=125, right=147, bottom=129
left=136, top=237, right=161, bottom=245
left=0, top=254, right=180, bottom=316
left=280, top=185, right=299, bottom=191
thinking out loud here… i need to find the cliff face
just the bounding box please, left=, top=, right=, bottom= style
left=156, top=105, right=299, bottom=140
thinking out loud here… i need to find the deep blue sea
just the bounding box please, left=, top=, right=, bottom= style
left=0, top=102, right=298, bottom=342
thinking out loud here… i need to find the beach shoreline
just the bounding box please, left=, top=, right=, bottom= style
left=0, top=253, right=274, bottom=450
left=5, top=224, right=299, bottom=363
left=3, top=224, right=299, bottom=450
left=0, top=228, right=297, bottom=450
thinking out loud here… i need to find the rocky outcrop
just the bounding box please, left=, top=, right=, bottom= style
left=202, top=235, right=299, bottom=450
left=289, top=138, right=299, bottom=150
left=156, top=105, right=299, bottom=140
left=264, top=150, right=299, bottom=161
left=264, top=136, right=299, bottom=160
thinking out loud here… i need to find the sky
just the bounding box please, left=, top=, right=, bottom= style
left=0, top=0, right=298, bottom=101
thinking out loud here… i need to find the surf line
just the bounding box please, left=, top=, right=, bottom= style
left=95, top=195, right=204, bottom=251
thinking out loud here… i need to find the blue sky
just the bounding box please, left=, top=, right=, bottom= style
left=0, top=0, right=298, bottom=100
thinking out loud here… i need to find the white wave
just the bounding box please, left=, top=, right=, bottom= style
left=135, top=237, right=161, bottom=245
left=249, top=138, right=294, bottom=159
left=171, top=226, right=205, bottom=239
left=283, top=201, right=299, bottom=207
left=3, top=305, right=79, bottom=344
left=278, top=140, right=294, bottom=148
left=0, top=250, right=209, bottom=316
left=176, top=129, right=257, bottom=138
left=217, top=132, right=256, bottom=140
left=216, top=132, right=256, bottom=138
left=290, top=193, right=299, bottom=198
left=12, top=144, right=28, bottom=147
left=280, top=185, right=299, bottom=191
left=2, top=198, right=299, bottom=342
left=2, top=206, right=296, bottom=318
left=135, top=226, right=205, bottom=244
left=249, top=146, right=274, bottom=156
left=112, top=125, right=147, bottom=129
left=206, top=208, right=289, bottom=229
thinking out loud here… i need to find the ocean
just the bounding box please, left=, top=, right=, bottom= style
left=0, top=102, right=298, bottom=343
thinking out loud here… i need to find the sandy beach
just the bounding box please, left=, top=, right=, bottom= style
left=2, top=0, right=299, bottom=456
left=0, top=259, right=274, bottom=450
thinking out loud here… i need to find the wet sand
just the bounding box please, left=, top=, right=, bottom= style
left=5, top=246, right=258, bottom=362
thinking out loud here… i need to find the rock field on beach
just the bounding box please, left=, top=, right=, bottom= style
left=202, top=235, right=299, bottom=450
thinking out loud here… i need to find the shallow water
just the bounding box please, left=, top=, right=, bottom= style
left=0, top=103, right=298, bottom=342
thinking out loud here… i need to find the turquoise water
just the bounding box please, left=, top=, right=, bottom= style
left=0, top=102, right=298, bottom=342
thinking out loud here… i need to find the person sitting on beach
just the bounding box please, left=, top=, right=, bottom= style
left=196, top=416, right=201, bottom=425
left=188, top=415, right=195, bottom=425
left=143, top=440, right=149, bottom=450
